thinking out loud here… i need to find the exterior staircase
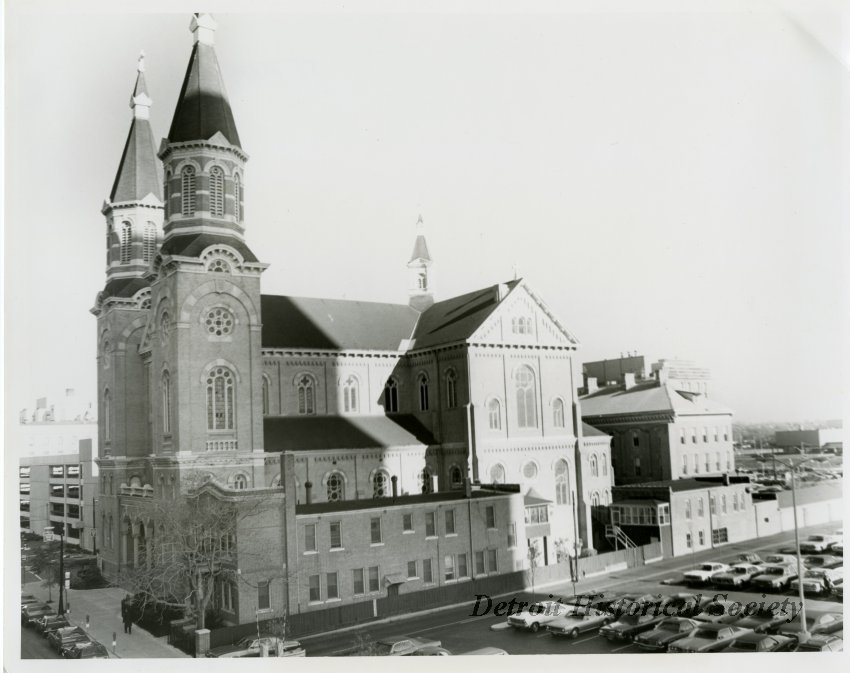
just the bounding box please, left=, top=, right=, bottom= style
left=605, top=524, right=637, bottom=550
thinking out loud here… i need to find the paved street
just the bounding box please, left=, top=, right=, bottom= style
left=299, top=520, right=843, bottom=656
left=20, top=626, right=61, bottom=660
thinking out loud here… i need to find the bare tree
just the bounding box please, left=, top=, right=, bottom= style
left=527, top=544, right=541, bottom=596
left=118, top=480, right=272, bottom=631
left=29, top=541, right=61, bottom=602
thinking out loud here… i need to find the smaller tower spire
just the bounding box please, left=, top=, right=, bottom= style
left=130, top=51, right=152, bottom=120
left=407, top=215, right=434, bottom=312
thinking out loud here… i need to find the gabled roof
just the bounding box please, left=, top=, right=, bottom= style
left=410, top=280, right=519, bottom=350
left=102, top=277, right=149, bottom=299
left=581, top=382, right=733, bottom=418
left=160, top=233, right=258, bottom=262
left=524, top=488, right=552, bottom=506
left=582, top=422, right=609, bottom=437
left=409, top=234, right=431, bottom=263
left=261, top=295, right=419, bottom=350
left=263, top=414, right=436, bottom=452
left=168, top=42, right=241, bottom=148
left=110, top=71, right=162, bottom=203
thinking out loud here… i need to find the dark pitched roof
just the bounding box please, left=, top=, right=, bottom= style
left=110, top=81, right=162, bottom=203
left=411, top=280, right=518, bottom=350
left=409, top=234, right=431, bottom=262
left=159, top=233, right=258, bottom=262
left=614, top=477, right=750, bottom=493
left=581, top=381, right=733, bottom=417
left=168, top=43, right=241, bottom=148
left=524, top=488, right=552, bottom=505
left=296, top=487, right=511, bottom=515
left=260, top=295, right=418, bottom=350
left=102, top=277, right=149, bottom=299
left=263, top=414, right=436, bottom=452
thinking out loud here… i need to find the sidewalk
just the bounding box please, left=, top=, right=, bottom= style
left=22, top=581, right=189, bottom=659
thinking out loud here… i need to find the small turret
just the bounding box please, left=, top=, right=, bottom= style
left=407, top=215, right=434, bottom=312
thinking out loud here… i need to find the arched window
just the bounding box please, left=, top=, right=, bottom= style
left=209, top=166, right=225, bottom=216
left=685, top=499, right=692, bottom=519
left=590, top=454, right=598, bottom=477
left=698, top=497, right=704, bottom=517
left=163, top=171, right=171, bottom=218
left=107, top=515, right=113, bottom=548
left=206, top=366, right=235, bottom=430
left=591, top=492, right=600, bottom=507
left=102, top=340, right=111, bottom=370
left=342, top=376, right=359, bottom=413
left=232, top=474, right=248, bottom=490
left=181, top=166, right=196, bottom=215
left=327, top=472, right=345, bottom=502
left=449, top=465, right=463, bottom=489
left=296, top=375, right=315, bottom=415
left=384, top=378, right=399, bottom=413
left=602, top=455, right=608, bottom=476
left=488, top=399, right=502, bottom=430
left=103, top=389, right=111, bottom=442
left=162, top=370, right=172, bottom=435
left=552, top=398, right=565, bottom=427
left=489, top=464, right=506, bottom=484
left=420, top=468, right=433, bottom=494
left=555, top=459, right=570, bottom=505
left=120, top=221, right=132, bottom=264
left=143, top=222, right=156, bottom=262
left=445, top=370, right=458, bottom=408
left=234, top=174, right=242, bottom=222
left=129, top=475, right=142, bottom=488
left=515, top=366, right=537, bottom=428
left=159, top=311, right=170, bottom=346
left=522, top=461, right=538, bottom=480
left=262, top=376, right=270, bottom=415
left=417, top=272, right=427, bottom=290
left=373, top=470, right=390, bottom=498
left=418, top=373, right=429, bottom=411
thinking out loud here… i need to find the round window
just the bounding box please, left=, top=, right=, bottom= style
left=205, top=307, right=234, bottom=336
left=523, top=461, right=538, bottom=479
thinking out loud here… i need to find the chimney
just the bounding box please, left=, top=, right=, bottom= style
left=623, top=373, right=636, bottom=390
left=585, top=376, right=598, bottom=394
left=391, top=475, right=398, bottom=498
left=304, top=481, right=313, bottom=505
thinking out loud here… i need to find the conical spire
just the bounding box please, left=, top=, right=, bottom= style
left=167, top=14, right=241, bottom=148
left=109, top=54, right=162, bottom=203
left=409, top=215, right=432, bottom=263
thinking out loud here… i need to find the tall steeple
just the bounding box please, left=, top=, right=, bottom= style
left=159, top=13, right=253, bottom=256
left=407, top=215, right=434, bottom=312
left=101, top=52, right=164, bottom=291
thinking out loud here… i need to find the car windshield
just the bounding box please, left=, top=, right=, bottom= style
left=806, top=570, right=826, bottom=578
left=618, top=615, right=641, bottom=625
left=659, top=621, right=681, bottom=632
left=236, top=637, right=256, bottom=647
left=763, top=567, right=783, bottom=575
left=698, top=565, right=715, bottom=572
left=808, top=536, right=825, bottom=542
left=732, top=567, right=748, bottom=574
left=734, top=641, right=758, bottom=651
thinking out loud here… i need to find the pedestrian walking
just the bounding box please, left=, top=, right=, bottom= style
left=121, top=595, right=134, bottom=634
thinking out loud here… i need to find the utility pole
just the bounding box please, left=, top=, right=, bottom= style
left=57, top=531, right=66, bottom=615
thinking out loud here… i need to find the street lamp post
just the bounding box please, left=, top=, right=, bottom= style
left=57, top=531, right=66, bottom=616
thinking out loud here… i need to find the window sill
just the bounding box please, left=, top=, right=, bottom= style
left=402, top=530, right=415, bottom=535
left=425, top=535, right=438, bottom=540
left=445, top=533, right=458, bottom=538
left=325, top=597, right=341, bottom=603
left=407, top=576, right=419, bottom=581
left=303, top=550, right=318, bottom=556
left=307, top=600, right=323, bottom=606
left=329, top=547, right=344, bottom=552
left=370, top=542, right=384, bottom=547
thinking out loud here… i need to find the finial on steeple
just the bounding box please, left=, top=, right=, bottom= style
left=129, top=54, right=152, bottom=120
left=191, top=13, right=218, bottom=46
left=137, top=50, right=146, bottom=72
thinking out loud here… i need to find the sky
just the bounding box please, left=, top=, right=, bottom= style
left=4, top=0, right=849, bottom=424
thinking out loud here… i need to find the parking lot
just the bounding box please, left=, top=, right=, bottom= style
left=299, top=522, right=842, bottom=656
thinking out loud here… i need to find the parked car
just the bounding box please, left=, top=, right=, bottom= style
left=713, top=563, right=764, bottom=588
left=47, top=626, right=89, bottom=653
left=506, top=601, right=572, bottom=632
left=734, top=605, right=788, bottom=634
left=659, top=593, right=713, bottom=619
left=683, top=563, right=730, bottom=586
left=749, top=564, right=798, bottom=592
left=35, top=614, right=70, bottom=635
left=206, top=636, right=305, bottom=658
left=545, top=608, right=611, bottom=638
left=693, top=600, right=746, bottom=626
left=373, top=636, right=442, bottom=656
left=803, top=554, right=841, bottom=569
left=763, top=553, right=796, bottom=566
left=833, top=579, right=843, bottom=600
left=795, top=635, right=843, bottom=652
left=777, top=613, right=843, bottom=642
left=411, top=646, right=452, bottom=656
left=668, top=624, right=752, bottom=652
left=459, top=648, right=508, bottom=655
left=800, top=534, right=841, bottom=554
left=634, top=618, right=702, bottom=652
left=63, top=640, right=110, bottom=659
left=831, top=541, right=844, bottom=555
left=791, top=568, right=843, bottom=596
left=731, top=553, right=764, bottom=566
left=722, top=632, right=796, bottom=652
left=599, top=613, right=665, bottom=642
left=21, top=603, right=55, bottom=626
